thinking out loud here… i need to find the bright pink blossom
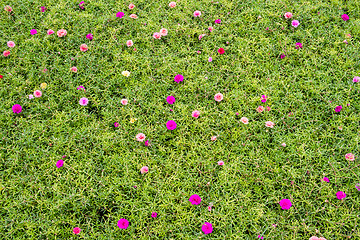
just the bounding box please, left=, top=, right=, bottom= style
left=218, top=161, right=224, bottom=165
left=151, top=212, right=157, bottom=218
left=174, top=74, right=184, bottom=83
left=284, top=12, right=293, bottom=19
left=86, top=33, right=93, bottom=40
left=116, top=12, right=124, bottom=18
left=322, top=177, right=329, bottom=183
left=291, top=20, right=300, bottom=27
left=345, top=153, right=354, bottom=161
left=121, top=99, right=128, bottom=105
left=336, top=191, right=346, bottom=200
left=3, top=50, right=10, bottom=57
left=12, top=104, right=22, bottom=114
left=201, top=222, right=213, bottom=235
left=140, top=166, right=149, bottom=174
left=34, top=90, right=42, bottom=98
left=353, top=76, right=360, bottom=83
left=341, top=14, right=349, bottom=21
left=114, top=122, right=119, bottom=127
left=215, top=19, right=221, bottom=24
left=279, top=199, right=292, bottom=209
left=192, top=110, right=200, bottom=118
left=166, top=96, right=175, bottom=104
left=47, top=29, right=55, bottom=35
left=218, top=48, right=225, bottom=54
left=117, top=219, right=129, bottom=229
left=57, top=29, right=67, bottom=37
left=335, top=106, right=342, bottom=112
left=56, top=160, right=64, bottom=168
left=153, top=32, right=161, bottom=39
left=189, top=194, right=201, bottom=205
left=80, top=44, right=88, bottom=52
left=193, top=10, right=201, bottom=17
left=166, top=120, right=177, bottom=130
left=73, top=227, right=81, bottom=235
left=30, top=29, right=37, bottom=35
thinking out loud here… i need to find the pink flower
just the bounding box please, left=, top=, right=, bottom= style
left=126, top=40, right=134, bottom=47
left=79, top=97, right=89, bottom=106
left=211, top=136, right=217, bottom=141
left=30, top=29, right=38, bottom=35
left=189, top=194, right=201, bottom=205
left=281, top=54, right=286, bottom=59
left=258, top=235, right=264, bottom=239
left=192, top=110, right=200, bottom=118
left=218, top=161, right=224, bottom=165
left=7, top=41, right=15, bottom=48
left=80, top=44, right=88, bottom=52
left=279, top=199, right=292, bottom=209
left=121, top=99, right=128, bottom=105
left=174, top=74, right=184, bottom=83
left=261, top=95, right=267, bottom=102
left=136, top=133, right=146, bottom=142
left=3, top=50, right=10, bottom=57
left=29, top=94, right=34, bottom=99
left=57, top=29, right=67, bottom=37
left=341, top=14, right=349, bottom=21
left=236, top=112, right=239, bottom=115
left=160, top=28, right=168, bottom=36
left=166, top=120, right=177, bottom=130
left=281, top=143, right=286, bottom=147
left=215, top=19, right=221, bottom=24
left=145, top=140, right=150, bottom=146
left=208, top=57, right=213, bottom=62
left=86, top=33, right=93, bottom=40
left=116, top=12, right=125, bottom=18
left=266, top=106, right=271, bottom=111
left=47, top=29, right=55, bottom=35
left=353, top=76, right=360, bottom=83
left=201, top=222, right=213, bottom=235
left=214, top=93, right=223, bottom=102
left=153, top=32, right=161, bottom=39
left=265, top=121, right=275, bottom=128
left=114, top=122, right=119, bottom=127
left=56, top=160, right=64, bottom=168
left=129, top=14, right=138, bottom=19
left=12, top=104, right=22, bottom=114
left=336, top=191, right=346, bottom=200
left=79, top=1, right=85, bottom=9
left=73, top=227, right=81, bottom=235
left=151, top=212, right=157, bottom=218
left=208, top=206, right=212, bottom=211
left=343, top=40, right=348, bottom=44
left=193, top=10, right=201, bottom=17
left=345, top=153, right=354, bottom=161
left=4, top=5, right=13, bottom=12
left=295, top=42, right=303, bottom=49
left=355, top=184, right=360, bottom=191
left=140, top=166, right=149, bottom=174
left=198, top=34, right=206, bottom=40
left=77, top=86, right=85, bottom=91
left=240, top=117, right=249, bottom=124
left=70, top=67, right=78, bottom=73
left=169, top=2, right=176, bottom=8
left=284, top=12, right=293, bottom=19
left=166, top=96, right=175, bottom=104
left=309, top=237, right=319, bottom=240
left=34, top=90, right=42, bottom=98
left=218, top=48, right=225, bottom=54
left=128, top=3, right=135, bottom=9
left=335, top=105, right=342, bottom=112
left=322, top=177, right=329, bottom=183
left=117, top=219, right=129, bottom=229
left=291, top=20, right=300, bottom=27
left=256, top=106, right=264, bottom=113
left=208, top=26, right=214, bottom=32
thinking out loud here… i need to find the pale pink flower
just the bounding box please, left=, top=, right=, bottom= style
left=208, top=26, right=214, bottom=32
left=211, top=136, right=217, bottom=141
left=319, top=238, right=327, bottom=240
left=47, top=29, right=55, bottom=35
left=345, top=153, right=354, bottom=161
left=193, top=10, right=201, bottom=17
left=79, top=97, right=89, bottom=106
left=265, top=121, right=275, bottom=128
left=128, top=3, right=135, bottom=9
left=291, top=20, right=300, bottom=28
left=4, top=5, right=13, bottom=12
left=140, top=166, right=149, bottom=174
left=353, top=76, right=360, bottom=83
left=34, top=90, right=42, bottom=98
left=198, top=34, right=206, bottom=40
left=3, top=50, right=10, bottom=57
left=7, top=41, right=15, bottom=48
left=256, top=106, right=264, bottom=113
left=192, top=110, right=200, bottom=118
left=169, top=2, right=176, bottom=8
left=207, top=206, right=212, bottom=211
left=29, top=94, right=34, bottom=99
left=240, top=117, right=249, bottom=124
left=284, top=12, right=293, bottom=19
left=153, top=32, right=161, bottom=39
left=121, top=99, right=128, bottom=105
left=80, top=44, right=88, bottom=52
left=217, top=161, right=224, bottom=165
left=309, top=237, right=319, bottom=240
left=160, top=28, right=168, bottom=36
left=126, top=40, right=134, bottom=47
left=57, top=29, right=67, bottom=37
left=70, top=67, right=78, bottom=73
left=214, top=93, right=223, bottom=102
left=136, top=133, right=146, bottom=142
left=129, top=14, right=138, bottom=19
left=281, top=143, right=286, bottom=147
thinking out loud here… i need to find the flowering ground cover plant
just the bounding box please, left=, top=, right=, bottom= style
left=1, top=0, right=359, bottom=239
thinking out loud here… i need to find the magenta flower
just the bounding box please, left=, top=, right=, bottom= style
left=117, top=219, right=129, bottom=229
left=114, top=122, right=119, bottom=127
left=86, top=33, right=93, bottom=40
left=334, top=105, right=342, bottom=112
left=258, top=235, right=264, bottom=239
left=79, top=1, right=85, bottom=9
left=116, top=12, right=124, bottom=18
left=73, top=227, right=81, bottom=235
left=166, top=96, right=176, bottom=104
left=208, top=57, right=213, bottom=62
left=145, top=140, right=149, bottom=146
left=79, top=97, right=89, bottom=106
left=336, top=191, right=346, bottom=200
left=40, top=6, right=47, bottom=12
left=174, top=74, right=184, bottom=83
left=189, top=194, right=201, bottom=205
left=279, top=199, right=292, bottom=210
left=353, top=76, right=360, bottom=83
left=30, top=29, right=38, bottom=35
left=201, top=222, right=213, bottom=235
left=280, top=54, right=286, bottom=59
left=322, top=177, right=329, bottom=182
left=261, top=95, right=267, bottom=103
left=341, top=14, right=349, bottom=21
left=56, top=160, right=64, bottom=168
left=166, top=120, right=177, bottom=130
left=355, top=184, right=360, bottom=191
left=77, top=86, right=85, bottom=91
left=295, top=42, right=302, bottom=49
left=214, top=19, right=221, bottom=24
left=151, top=212, right=157, bottom=218
left=291, top=20, right=300, bottom=28
left=12, top=104, right=22, bottom=114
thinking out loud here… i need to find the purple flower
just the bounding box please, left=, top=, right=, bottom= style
left=174, top=74, right=184, bottom=83
left=116, top=12, right=125, bottom=18
left=166, top=120, right=177, bottom=130
left=166, top=96, right=176, bottom=104
left=56, top=160, right=64, bottom=168
left=341, top=14, right=349, bottom=21
left=214, top=19, right=221, bottom=24
left=280, top=54, right=286, bottom=59
left=12, top=104, right=22, bottom=114
left=86, top=33, right=93, bottom=40
left=40, top=6, right=47, bottom=12
left=30, top=29, right=38, bottom=35
left=295, top=42, right=302, bottom=49
left=151, top=212, right=157, bottom=218
left=114, top=122, right=119, bottom=127
left=79, top=1, right=85, bottom=9
left=335, top=105, right=342, bottom=112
